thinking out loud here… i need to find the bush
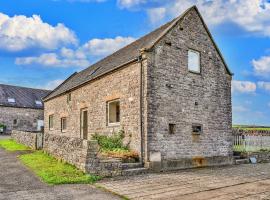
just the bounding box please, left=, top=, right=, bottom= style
left=92, top=131, right=139, bottom=162
left=92, top=130, right=128, bottom=151
left=0, top=124, right=6, bottom=132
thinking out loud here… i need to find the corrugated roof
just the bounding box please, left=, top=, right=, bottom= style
left=0, top=84, right=51, bottom=109
left=44, top=6, right=232, bottom=101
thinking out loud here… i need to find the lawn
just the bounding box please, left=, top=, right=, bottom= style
left=233, top=125, right=270, bottom=131
left=19, top=151, right=100, bottom=185
left=0, top=139, right=30, bottom=151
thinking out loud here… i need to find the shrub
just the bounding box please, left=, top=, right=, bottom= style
left=92, top=131, right=139, bottom=162
left=92, top=130, right=128, bottom=151
left=0, top=124, right=6, bottom=132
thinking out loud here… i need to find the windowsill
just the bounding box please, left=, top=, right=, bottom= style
left=49, top=128, right=54, bottom=131
left=188, top=70, right=201, bottom=75
left=192, top=132, right=202, bottom=135
left=61, top=130, right=67, bottom=133
left=107, top=122, right=120, bottom=127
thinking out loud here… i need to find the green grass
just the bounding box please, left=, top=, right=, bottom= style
left=234, top=145, right=270, bottom=152
left=0, top=139, right=30, bottom=151
left=19, top=151, right=100, bottom=185
left=233, top=125, right=270, bottom=131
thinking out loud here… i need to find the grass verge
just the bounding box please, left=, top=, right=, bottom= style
left=0, top=139, right=30, bottom=151
left=19, top=151, right=100, bottom=185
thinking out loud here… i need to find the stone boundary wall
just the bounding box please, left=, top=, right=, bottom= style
left=248, top=152, right=270, bottom=163
left=233, top=128, right=270, bottom=136
left=11, top=130, right=42, bottom=149
left=43, top=133, right=123, bottom=177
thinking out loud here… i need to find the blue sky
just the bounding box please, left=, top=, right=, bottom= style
left=0, top=0, right=270, bottom=125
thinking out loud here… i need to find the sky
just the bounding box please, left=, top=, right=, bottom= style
left=0, top=0, right=270, bottom=125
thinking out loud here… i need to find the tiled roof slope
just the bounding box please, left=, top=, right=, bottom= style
left=44, top=6, right=232, bottom=101
left=44, top=12, right=180, bottom=101
left=0, top=84, right=51, bottom=109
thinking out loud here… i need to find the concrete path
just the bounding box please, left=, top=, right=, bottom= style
left=0, top=147, right=121, bottom=200
left=99, top=164, right=270, bottom=200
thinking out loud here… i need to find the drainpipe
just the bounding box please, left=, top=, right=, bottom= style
left=138, top=54, right=144, bottom=165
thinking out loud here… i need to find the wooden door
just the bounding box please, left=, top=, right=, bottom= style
left=81, top=109, right=88, bottom=140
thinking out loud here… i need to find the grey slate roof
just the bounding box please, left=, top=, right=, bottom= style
left=44, top=6, right=232, bottom=101
left=44, top=14, right=180, bottom=101
left=0, top=84, right=51, bottom=109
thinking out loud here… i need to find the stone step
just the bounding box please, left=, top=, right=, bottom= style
left=233, top=155, right=241, bottom=159
left=121, top=167, right=149, bottom=176
left=121, top=162, right=143, bottom=170
left=99, top=158, right=122, bottom=163
left=235, top=159, right=250, bottom=165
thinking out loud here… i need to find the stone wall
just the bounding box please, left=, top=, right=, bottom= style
left=0, top=106, right=44, bottom=134
left=43, top=133, right=123, bottom=177
left=44, top=62, right=141, bottom=154
left=144, top=7, right=233, bottom=170
left=248, top=152, right=270, bottom=163
left=11, top=130, right=42, bottom=150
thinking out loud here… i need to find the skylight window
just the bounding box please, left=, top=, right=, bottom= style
left=8, top=98, right=15, bottom=103
left=35, top=100, right=42, bottom=106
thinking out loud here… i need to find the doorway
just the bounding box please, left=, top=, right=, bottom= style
left=80, top=109, right=88, bottom=140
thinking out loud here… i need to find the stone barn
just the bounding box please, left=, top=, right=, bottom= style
left=43, top=6, right=233, bottom=172
left=0, top=84, right=50, bottom=134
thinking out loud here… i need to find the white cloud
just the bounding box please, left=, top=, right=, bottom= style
left=258, top=81, right=270, bottom=91
left=15, top=36, right=135, bottom=68
left=15, top=51, right=90, bottom=68
left=147, top=7, right=166, bottom=24
left=117, top=0, right=146, bottom=9
left=142, top=0, right=270, bottom=37
left=43, top=79, right=64, bottom=90
left=0, top=13, right=77, bottom=52
left=232, top=80, right=256, bottom=94
left=252, top=56, right=270, bottom=76
left=82, top=36, right=135, bottom=57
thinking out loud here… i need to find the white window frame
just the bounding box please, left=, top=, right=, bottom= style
left=49, top=114, right=54, bottom=130
left=107, top=99, right=120, bottom=126
left=188, top=49, right=201, bottom=73
left=37, top=120, right=44, bottom=131
left=80, top=108, right=88, bottom=139
left=61, top=117, right=67, bottom=133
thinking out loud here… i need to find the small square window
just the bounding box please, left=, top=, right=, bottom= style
left=49, top=115, right=54, bottom=130
left=192, top=124, right=203, bottom=135
left=169, top=124, right=176, bottom=134
left=13, top=119, right=18, bottom=125
left=61, top=117, right=67, bottom=132
left=107, top=100, right=120, bottom=125
left=188, top=49, right=200, bottom=73
left=8, top=98, right=15, bottom=103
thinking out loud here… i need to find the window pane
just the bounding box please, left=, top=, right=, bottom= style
left=49, top=115, right=54, bottom=129
left=61, top=118, right=67, bottom=132
left=108, top=100, right=120, bottom=124
left=188, top=50, right=200, bottom=72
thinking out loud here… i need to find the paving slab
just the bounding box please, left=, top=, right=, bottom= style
left=99, top=163, right=270, bottom=200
